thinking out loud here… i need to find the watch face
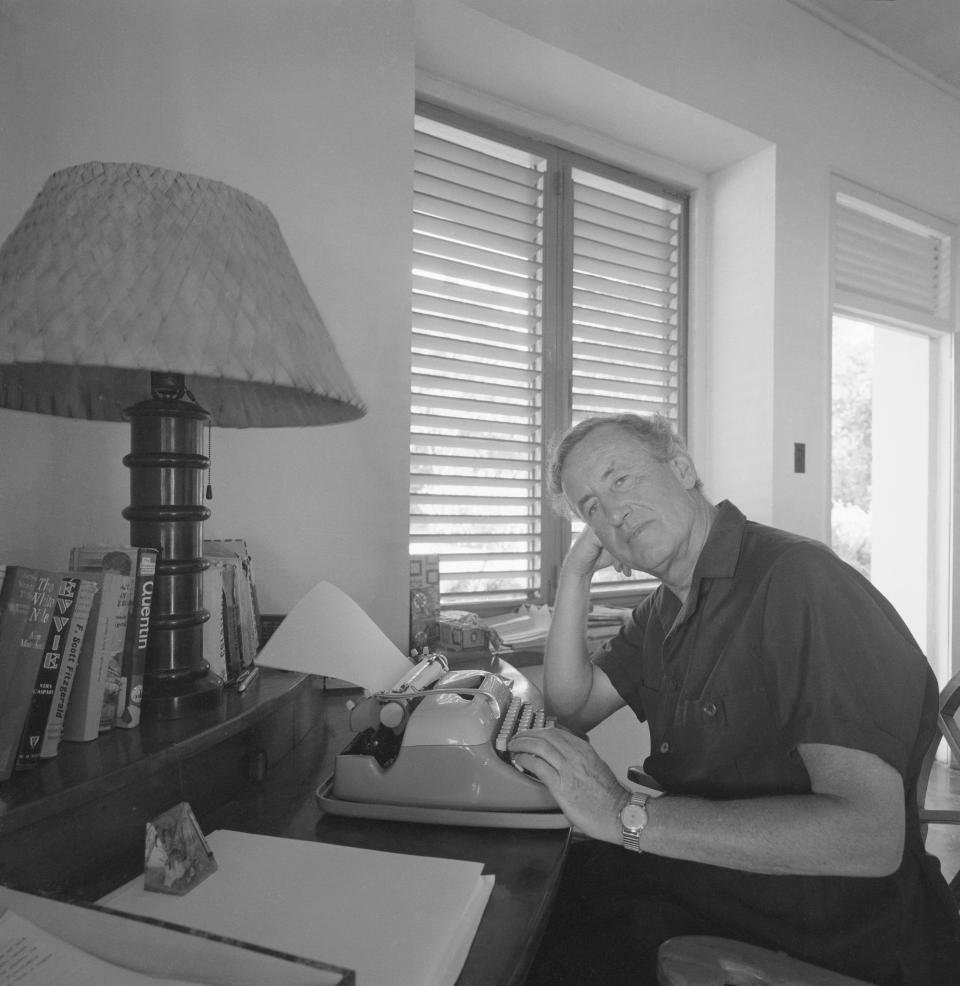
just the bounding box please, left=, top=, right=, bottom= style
left=620, top=803, right=648, bottom=833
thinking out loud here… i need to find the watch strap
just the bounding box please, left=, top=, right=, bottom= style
left=620, top=792, right=649, bottom=853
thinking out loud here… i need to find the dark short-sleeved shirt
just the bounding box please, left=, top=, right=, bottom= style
left=593, top=501, right=960, bottom=985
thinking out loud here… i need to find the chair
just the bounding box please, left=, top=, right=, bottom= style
left=654, top=669, right=960, bottom=986
left=656, top=936, right=874, bottom=985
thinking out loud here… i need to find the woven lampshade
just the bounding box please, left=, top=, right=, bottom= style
left=0, top=161, right=365, bottom=426
left=0, top=162, right=367, bottom=718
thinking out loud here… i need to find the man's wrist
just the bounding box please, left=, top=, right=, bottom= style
left=618, top=791, right=651, bottom=852
left=559, top=559, right=596, bottom=588
left=605, top=788, right=632, bottom=845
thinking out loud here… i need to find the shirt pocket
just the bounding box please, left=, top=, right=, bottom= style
left=667, top=684, right=809, bottom=798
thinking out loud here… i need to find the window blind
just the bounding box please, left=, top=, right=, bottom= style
left=411, top=108, right=687, bottom=607
left=568, top=169, right=685, bottom=591
left=833, top=177, right=953, bottom=332
left=570, top=169, right=683, bottom=421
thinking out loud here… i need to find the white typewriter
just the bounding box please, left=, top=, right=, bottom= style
left=316, top=653, right=568, bottom=828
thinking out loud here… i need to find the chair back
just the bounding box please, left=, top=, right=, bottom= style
left=657, top=936, right=874, bottom=985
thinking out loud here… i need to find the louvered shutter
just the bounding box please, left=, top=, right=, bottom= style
left=571, top=168, right=684, bottom=423
left=568, top=168, right=686, bottom=592
left=411, top=117, right=546, bottom=606
left=411, top=109, right=688, bottom=607
left=833, top=177, right=953, bottom=332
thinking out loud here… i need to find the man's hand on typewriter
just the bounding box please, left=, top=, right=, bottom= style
left=508, top=727, right=628, bottom=844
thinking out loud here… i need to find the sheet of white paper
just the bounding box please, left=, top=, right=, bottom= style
left=255, top=581, right=412, bottom=691
left=101, top=830, right=494, bottom=986
left=0, top=887, right=343, bottom=986
left=0, top=910, right=205, bottom=986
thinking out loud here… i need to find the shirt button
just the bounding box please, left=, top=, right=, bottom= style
left=659, top=741, right=671, bottom=753
left=702, top=702, right=717, bottom=717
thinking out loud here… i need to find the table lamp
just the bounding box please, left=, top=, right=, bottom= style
left=0, top=162, right=366, bottom=718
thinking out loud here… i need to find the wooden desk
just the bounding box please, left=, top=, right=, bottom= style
left=0, top=667, right=569, bottom=986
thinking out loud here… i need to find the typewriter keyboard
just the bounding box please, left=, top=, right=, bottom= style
left=495, top=695, right=554, bottom=756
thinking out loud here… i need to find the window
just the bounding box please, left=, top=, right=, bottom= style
left=830, top=176, right=955, bottom=686
left=410, top=104, right=689, bottom=609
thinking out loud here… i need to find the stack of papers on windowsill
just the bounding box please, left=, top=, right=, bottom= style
left=486, top=603, right=551, bottom=649
left=586, top=605, right=630, bottom=649
left=587, top=604, right=631, bottom=628
left=100, top=830, right=494, bottom=986
left=486, top=603, right=629, bottom=653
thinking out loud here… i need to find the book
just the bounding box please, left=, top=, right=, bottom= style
left=39, top=578, right=99, bottom=759
left=0, top=567, right=61, bottom=781
left=102, top=829, right=492, bottom=986
left=207, top=558, right=242, bottom=681
left=67, top=546, right=154, bottom=731
left=0, top=886, right=350, bottom=985
left=204, top=540, right=260, bottom=676
left=13, top=575, right=87, bottom=770
left=201, top=561, right=227, bottom=682
left=61, top=559, right=132, bottom=742
left=118, top=547, right=157, bottom=728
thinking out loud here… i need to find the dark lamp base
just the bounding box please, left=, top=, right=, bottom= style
left=141, top=672, right=223, bottom=720
left=123, top=372, right=222, bottom=719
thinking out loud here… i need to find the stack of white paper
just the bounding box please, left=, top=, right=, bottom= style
left=487, top=603, right=552, bottom=647
left=101, top=830, right=494, bottom=986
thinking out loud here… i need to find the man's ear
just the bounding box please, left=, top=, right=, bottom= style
left=670, top=452, right=699, bottom=490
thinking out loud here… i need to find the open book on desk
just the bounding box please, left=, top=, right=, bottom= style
left=0, top=886, right=349, bottom=985
left=101, top=830, right=494, bottom=986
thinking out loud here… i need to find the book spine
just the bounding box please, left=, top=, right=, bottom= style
left=40, top=579, right=98, bottom=758
left=218, top=563, right=243, bottom=681
left=204, top=541, right=261, bottom=667
left=116, top=549, right=157, bottom=729
left=97, top=572, right=133, bottom=732
left=201, top=563, right=227, bottom=682
left=234, top=547, right=260, bottom=666
left=62, top=572, right=131, bottom=743
left=14, top=576, right=82, bottom=770
left=0, top=569, right=59, bottom=781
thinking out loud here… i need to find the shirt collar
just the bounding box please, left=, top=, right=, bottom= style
left=653, top=499, right=746, bottom=627
left=693, top=499, right=746, bottom=579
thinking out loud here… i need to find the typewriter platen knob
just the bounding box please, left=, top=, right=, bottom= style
left=379, top=701, right=407, bottom=730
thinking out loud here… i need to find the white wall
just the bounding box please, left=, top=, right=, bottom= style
left=0, top=0, right=414, bottom=645
left=4, top=0, right=960, bottom=655
left=417, top=0, right=960, bottom=540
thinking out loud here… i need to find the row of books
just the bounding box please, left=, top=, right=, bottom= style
left=0, top=539, right=262, bottom=784
left=202, top=539, right=262, bottom=686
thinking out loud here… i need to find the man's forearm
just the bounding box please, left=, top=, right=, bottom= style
left=543, top=560, right=594, bottom=721
left=636, top=788, right=903, bottom=877
left=508, top=728, right=904, bottom=878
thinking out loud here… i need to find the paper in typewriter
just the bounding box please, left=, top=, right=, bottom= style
left=255, top=581, right=413, bottom=691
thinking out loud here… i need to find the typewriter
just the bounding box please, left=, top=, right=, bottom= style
left=317, top=653, right=567, bottom=828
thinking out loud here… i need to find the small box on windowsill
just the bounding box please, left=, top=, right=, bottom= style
left=442, top=645, right=497, bottom=670
left=435, top=611, right=499, bottom=651
left=437, top=622, right=486, bottom=651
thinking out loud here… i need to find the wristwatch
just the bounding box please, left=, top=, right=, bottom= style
left=619, top=792, right=650, bottom=852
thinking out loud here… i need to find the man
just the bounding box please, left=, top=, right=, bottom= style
left=509, top=413, right=960, bottom=986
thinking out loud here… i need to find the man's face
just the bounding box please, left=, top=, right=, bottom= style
left=560, top=424, right=700, bottom=579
